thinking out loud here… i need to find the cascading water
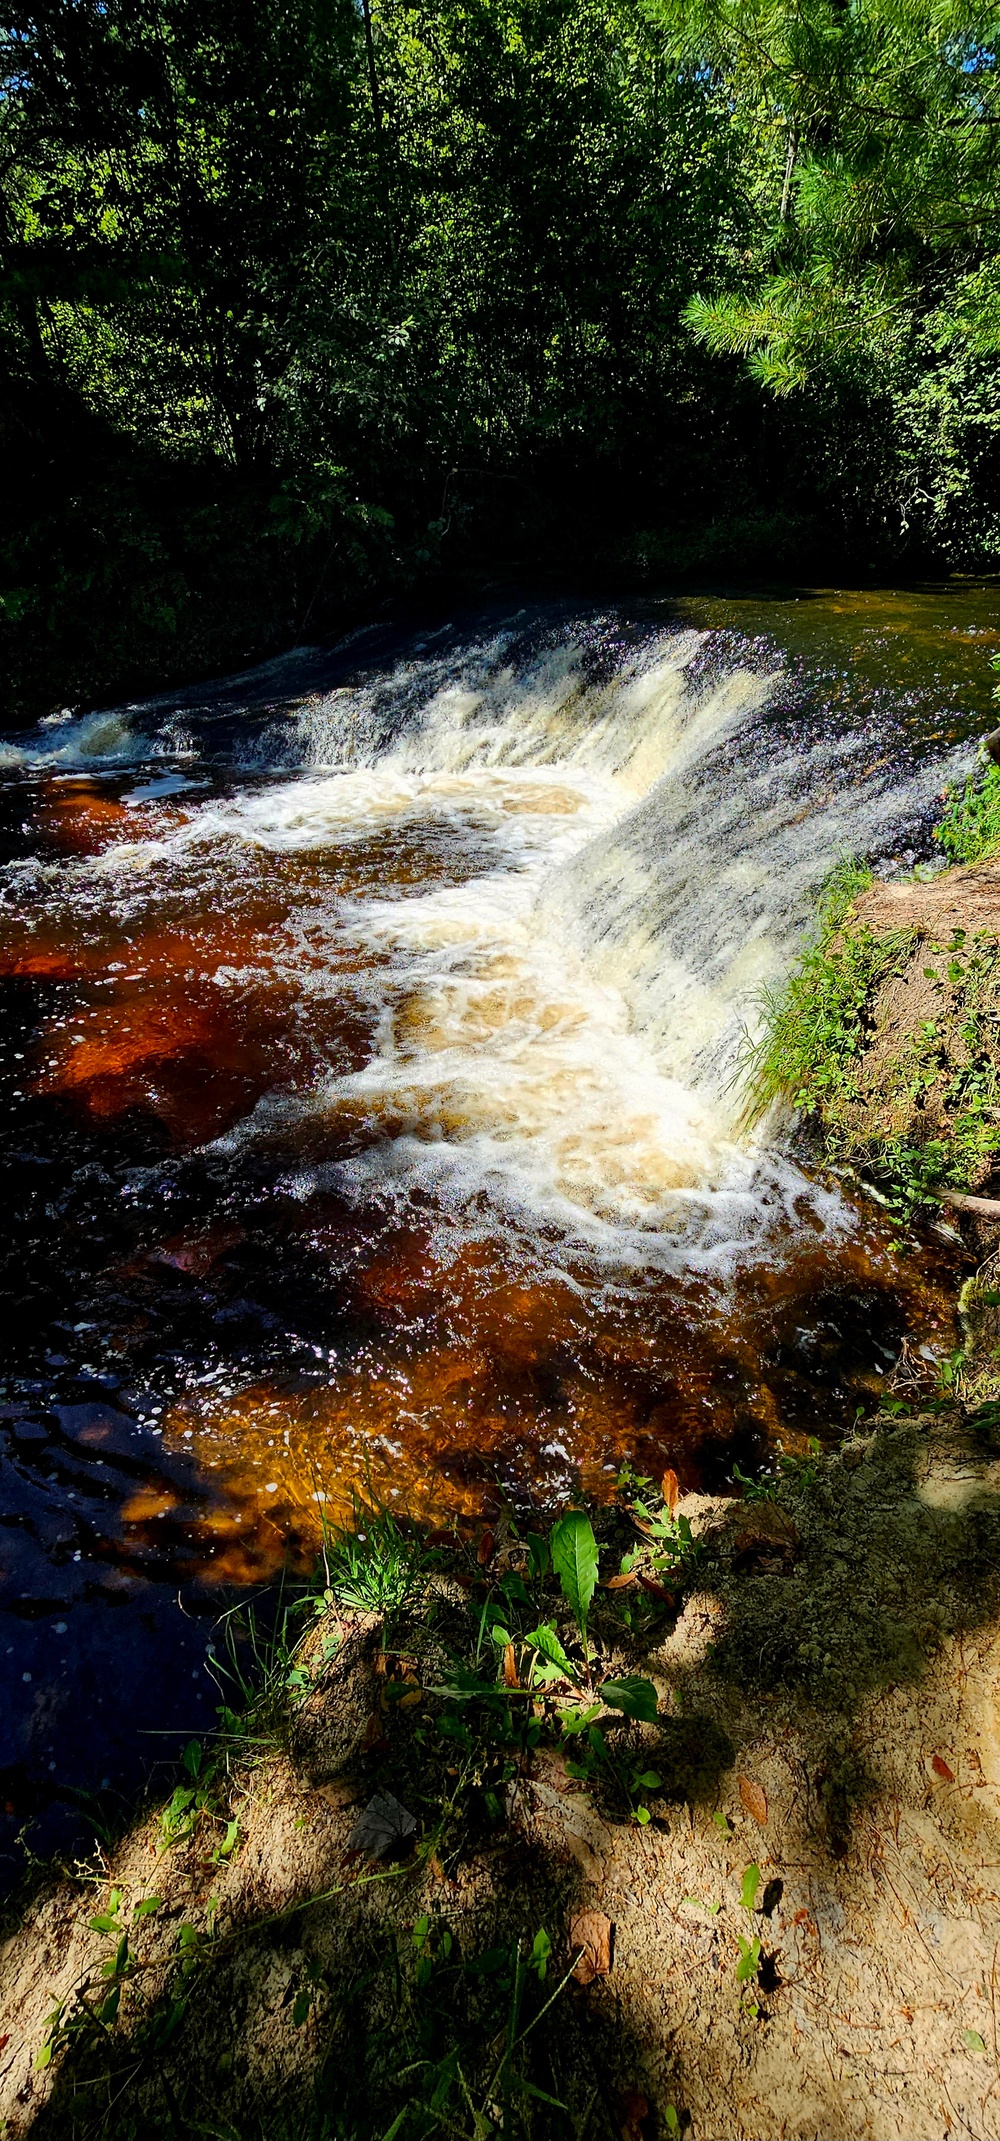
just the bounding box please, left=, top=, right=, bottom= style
left=0, top=590, right=987, bottom=1879
left=95, top=612, right=963, bottom=1262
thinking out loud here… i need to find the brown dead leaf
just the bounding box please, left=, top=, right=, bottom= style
left=637, top=1574, right=675, bottom=1604
left=397, top=1685, right=423, bottom=1709
left=570, top=1908, right=613, bottom=1985
left=503, top=1643, right=519, bottom=1689
left=362, top=1713, right=390, bottom=1755
left=603, top=1570, right=639, bottom=1590
left=477, top=1527, right=495, bottom=1567
left=738, top=1775, right=768, bottom=1826
left=315, top=1778, right=361, bottom=1811
left=347, top=1792, right=418, bottom=1861
left=617, top=2088, right=650, bottom=2141
left=931, top=1753, right=955, bottom=1782
left=428, top=1850, right=446, bottom=1882
left=661, top=1469, right=680, bottom=1516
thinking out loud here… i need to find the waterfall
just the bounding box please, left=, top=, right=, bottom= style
left=5, top=608, right=970, bottom=1275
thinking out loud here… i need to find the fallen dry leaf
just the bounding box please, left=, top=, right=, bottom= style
left=503, top=1642, right=519, bottom=1689
left=397, top=1685, right=423, bottom=1709
left=603, top=1570, right=639, bottom=1590
left=637, top=1574, right=675, bottom=1604
left=347, top=1792, right=418, bottom=1862
left=428, top=1850, right=446, bottom=1882
left=931, top=1753, right=956, bottom=1782
left=570, top=1908, right=613, bottom=1984
left=617, top=2087, right=650, bottom=2141
left=477, top=1527, right=495, bottom=1567
left=661, top=1469, right=680, bottom=1516
left=315, top=1778, right=361, bottom=1811
left=738, top=1775, right=768, bottom=1826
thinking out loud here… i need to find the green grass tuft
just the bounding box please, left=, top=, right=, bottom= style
left=739, top=858, right=886, bottom=1130
left=325, top=1502, right=432, bottom=1618
left=934, top=754, right=1000, bottom=866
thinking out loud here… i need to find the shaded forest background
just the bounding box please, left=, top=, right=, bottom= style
left=2, top=0, right=1000, bottom=723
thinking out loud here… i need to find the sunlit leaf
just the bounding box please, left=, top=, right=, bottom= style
left=551, top=1511, right=599, bottom=1639
left=739, top=1863, right=761, bottom=1911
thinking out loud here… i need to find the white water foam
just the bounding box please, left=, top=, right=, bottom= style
left=0, top=705, right=158, bottom=770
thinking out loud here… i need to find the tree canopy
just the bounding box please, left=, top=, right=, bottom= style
left=3, top=0, right=1000, bottom=719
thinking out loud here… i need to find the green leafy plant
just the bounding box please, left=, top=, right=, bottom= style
left=600, top=1675, right=660, bottom=1723
left=550, top=1510, right=599, bottom=1660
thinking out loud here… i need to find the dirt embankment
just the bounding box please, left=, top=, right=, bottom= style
left=849, top=862, right=1000, bottom=1179
left=7, top=1394, right=1000, bottom=2141
left=794, top=859, right=1000, bottom=1218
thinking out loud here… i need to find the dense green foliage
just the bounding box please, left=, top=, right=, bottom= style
left=658, top=0, right=1000, bottom=560
left=4, top=0, right=1000, bottom=718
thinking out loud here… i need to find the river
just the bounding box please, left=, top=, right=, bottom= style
left=0, top=581, right=996, bottom=1882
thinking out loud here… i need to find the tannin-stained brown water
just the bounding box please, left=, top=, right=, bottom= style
left=0, top=587, right=995, bottom=1879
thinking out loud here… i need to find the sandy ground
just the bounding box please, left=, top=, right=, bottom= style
left=5, top=1398, right=1000, bottom=2139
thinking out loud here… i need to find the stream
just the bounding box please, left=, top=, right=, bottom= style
left=1, top=582, right=997, bottom=1883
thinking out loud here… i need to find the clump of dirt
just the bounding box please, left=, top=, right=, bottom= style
left=858, top=858, right=1000, bottom=941
left=6, top=1405, right=1000, bottom=2141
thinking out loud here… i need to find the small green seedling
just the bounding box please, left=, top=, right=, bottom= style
left=88, top=1889, right=124, bottom=1936
left=739, top=1863, right=761, bottom=1911
left=736, top=1934, right=761, bottom=1983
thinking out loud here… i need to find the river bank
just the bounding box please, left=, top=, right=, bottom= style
left=5, top=1389, right=1000, bottom=2141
